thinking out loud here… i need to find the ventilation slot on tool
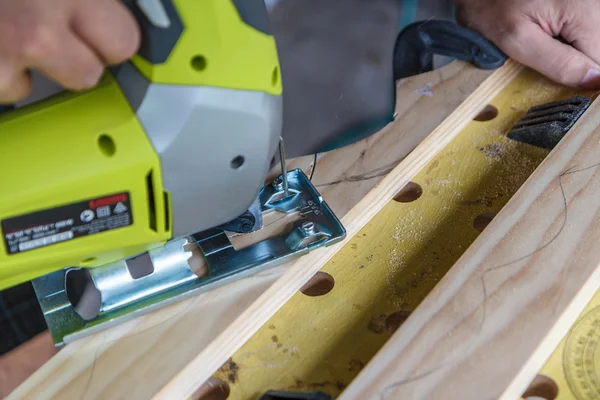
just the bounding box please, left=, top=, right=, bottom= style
left=126, top=253, right=154, bottom=279
left=146, top=171, right=157, bottom=232
left=164, top=192, right=171, bottom=232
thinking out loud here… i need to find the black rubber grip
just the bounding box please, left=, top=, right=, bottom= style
left=393, top=20, right=506, bottom=81
left=121, top=0, right=183, bottom=64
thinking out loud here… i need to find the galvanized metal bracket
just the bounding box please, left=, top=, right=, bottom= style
left=33, top=169, right=346, bottom=346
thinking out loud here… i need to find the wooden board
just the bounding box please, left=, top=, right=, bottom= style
left=152, top=60, right=523, bottom=399
left=212, top=67, right=588, bottom=398
left=339, top=79, right=600, bottom=399
left=10, top=61, right=493, bottom=399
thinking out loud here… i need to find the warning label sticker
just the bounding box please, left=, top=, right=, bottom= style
left=2, top=192, right=133, bottom=255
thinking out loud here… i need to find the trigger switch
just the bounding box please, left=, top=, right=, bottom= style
left=136, top=0, right=171, bottom=28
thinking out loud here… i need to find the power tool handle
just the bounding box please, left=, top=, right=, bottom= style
left=121, top=0, right=184, bottom=64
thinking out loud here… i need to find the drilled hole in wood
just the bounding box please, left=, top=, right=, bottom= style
left=522, top=374, right=558, bottom=400
left=385, top=310, right=411, bottom=334
left=300, top=271, right=335, bottom=297
left=191, top=377, right=230, bottom=400
left=474, top=212, right=497, bottom=232
left=474, top=105, right=499, bottom=121
left=394, top=182, right=423, bottom=203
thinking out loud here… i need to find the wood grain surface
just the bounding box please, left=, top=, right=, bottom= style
left=155, top=60, right=522, bottom=399
left=9, top=61, right=492, bottom=399
left=212, top=67, right=589, bottom=399
left=339, top=79, right=600, bottom=399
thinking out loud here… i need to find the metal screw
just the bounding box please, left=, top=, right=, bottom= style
left=302, top=221, right=315, bottom=235
left=279, top=137, right=289, bottom=197
left=273, top=177, right=283, bottom=189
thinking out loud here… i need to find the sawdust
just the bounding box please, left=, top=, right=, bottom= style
left=382, top=131, right=545, bottom=312
left=217, top=358, right=240, bottom=384
left=467, top=135, right=545, bottom=209
left=481, top=125, right=505, bottom=137
left=348, top=358, right=365, bottom=373
left=386, top=247, right=409, bottom=308
left=525, top=77, right=571, bottom=104
left=478, top=143, right=506, bottom=159
left=236, top=342, right=301, bottom=370
left=385, top=204, right=432, bottom=309
left=367, top=314, right=387, bottom=334
left=392, top=225, right=402, bottom=241
left=431, top=177, right=453, bottom=187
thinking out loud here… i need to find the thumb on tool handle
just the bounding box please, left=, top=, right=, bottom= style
left=120, top=0, right=184, bottom=65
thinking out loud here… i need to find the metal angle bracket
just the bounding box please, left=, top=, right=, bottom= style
left=33, top=169, right=346, bottom=346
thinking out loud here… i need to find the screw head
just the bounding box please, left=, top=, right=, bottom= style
left=238, top=218, right=254, bottom=233
left=302, top=221, right=315, bottom=234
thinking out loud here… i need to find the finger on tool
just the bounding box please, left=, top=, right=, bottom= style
left=25, top=29, right=105, bottom=91
left=0, top=66, right=31, bottom=104
left=495, top=23, right=600, bottom=88
left=71, top=0, right=141, bottom=65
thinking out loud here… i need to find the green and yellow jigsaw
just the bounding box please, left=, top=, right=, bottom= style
left=0, top=0, right=346, bottom=346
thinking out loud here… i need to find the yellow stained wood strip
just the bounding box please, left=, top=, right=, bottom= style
left=342, top=88, right=600, bottom=398
left=213, top=68, right=584, bottom=399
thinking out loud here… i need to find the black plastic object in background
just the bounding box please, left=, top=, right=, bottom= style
left=260, top=390, right=333, bottom=400
left=319, top=19, right=507, bottom=153
left=393, top=20, right=506, bottom=81
left=0, top=283, right=47, bottom=355
left=507, top=95, right=591, bottom=150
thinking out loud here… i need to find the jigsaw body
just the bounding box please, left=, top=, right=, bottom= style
left=0, top=0, right=282, bottom=289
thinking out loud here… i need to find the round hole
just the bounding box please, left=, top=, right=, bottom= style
left=191, top=377, right=230, bottom=400
left=474, top=105, right=499, bottom=121
left=385, top=310, right=411, bottom=334
left=394, top=182, right=423, bottom=203
left=66, top=268, right=101, bottom=320
left=474, top=212, right=497, bottom=232
left=272, top=66, right=279, bottom=87
left=300, top=271, right=335, bottom=297
left=230, top=155, right=245, bottom=170
left=191, top=55, right=207, bottom=71
left=522, top=374, right=558, bottom=400
left=98, top=134, right=116, bottom=157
